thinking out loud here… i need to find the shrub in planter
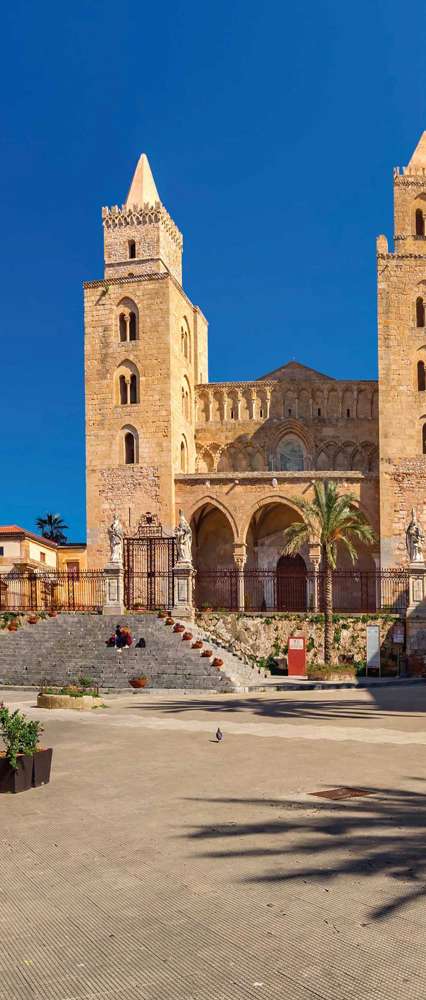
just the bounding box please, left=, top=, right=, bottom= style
left=0, top=705, right=50, bottom=793
left=192, top=640, right=203, bottom=649
left=129, top=676, right=149, bottom=689
left=201, top=649, right=213, bottom=658
left=7, top=624, right=18, bottom=632
left=182, top=631, right=193, bottom=641
left=173, top=624, right=185, bottom=633
left=212, top=658, right=223, bottom=668
left=165, top=617, right=174, bottom=626
left=27, top=616, right=38, bottom=625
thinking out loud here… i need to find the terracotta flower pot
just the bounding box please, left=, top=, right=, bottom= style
left=212, top=658, right=223, bottom=668
left=192, top=640, right=203, bottom=649
left=173, top=624, right=185, bottom=633
left=7, top=624, right=17, bottom=632
left=27, top=617, right=38, bottom=625
left=182, top=632, right=193, bottom=641
left=165, top=617, right=174, bottom=626
left=201, top=649, right=213, bottom=658
left=48, top=611, right=57, bottom=618
left=129, top=677, right=149, bottom=689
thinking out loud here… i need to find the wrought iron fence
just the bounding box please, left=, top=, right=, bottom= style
left=195, top=570, right=239, bottom=611
left=0, top=572, right=106, bottom=612
left=194, top=569, right=409, bottom=614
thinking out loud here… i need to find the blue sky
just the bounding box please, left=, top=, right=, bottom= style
left=1, top=0, right=426, bottom=540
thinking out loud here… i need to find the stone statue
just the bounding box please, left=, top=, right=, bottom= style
left=406, top=508, right=425, bottom=563
left=175, top=509, right=192, bottom=564
left=108, top=515, right=124, bottom=565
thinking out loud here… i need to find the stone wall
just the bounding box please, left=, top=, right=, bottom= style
left=197, top=612, right=401, bottom=668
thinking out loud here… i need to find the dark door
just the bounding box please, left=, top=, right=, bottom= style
left=124, top=535, right=176, bottom=610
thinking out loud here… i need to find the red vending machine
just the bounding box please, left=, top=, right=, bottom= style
left=287, top=635, right=306, bottom=676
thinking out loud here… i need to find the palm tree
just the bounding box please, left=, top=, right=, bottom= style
left=281, top=481, right=376, bottom=663
left=36, top=513, right=69, bottom=544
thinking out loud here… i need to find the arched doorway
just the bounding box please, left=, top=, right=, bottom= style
left=190, top=502, right=237, bottom=609
left=277, top=554, right=307, bottom=611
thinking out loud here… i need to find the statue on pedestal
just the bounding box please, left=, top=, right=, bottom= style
left=108, top=515, right=124, bottom=565
left=175, top=510, right=192, bottom=565
left=406, top=508, right=425, bottom=563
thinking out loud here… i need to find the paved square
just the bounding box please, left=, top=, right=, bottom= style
left=1, top=685, right=425, bottom=999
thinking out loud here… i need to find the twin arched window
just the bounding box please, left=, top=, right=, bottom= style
left=181, top=377, right=191, bottom=421
left=128, top=240, right=136, bottom=259
left=115, top=361, right=140, bottom=405
left=416, top=209, right=425, bottom=237
left=118, top=300, right=138, bottom=342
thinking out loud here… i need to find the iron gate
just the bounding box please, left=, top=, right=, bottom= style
left=123, top=513, right=176, bottom=610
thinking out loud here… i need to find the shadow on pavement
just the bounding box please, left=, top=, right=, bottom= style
left=182, top=786, right=426, bottom=921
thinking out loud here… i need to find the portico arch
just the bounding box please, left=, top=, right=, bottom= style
left=243, top=498, right=309, bottom=612
left=189, top=499, right=237, bottom=609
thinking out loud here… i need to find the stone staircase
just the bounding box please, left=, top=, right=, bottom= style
left=0, top=614, right=258, bottom=691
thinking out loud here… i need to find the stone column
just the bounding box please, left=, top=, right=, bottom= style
left=172, top=562, right=195, bottom=620
left=103, top=563, right=125, bottom=615
left=307, top=543, right=321, bottom=612
left=233, top=543, right=247, bottom=612
left=249, top=390, right=257, bottom=420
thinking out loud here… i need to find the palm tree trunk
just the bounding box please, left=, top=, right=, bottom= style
left=324, top=554, right=333, bottom=664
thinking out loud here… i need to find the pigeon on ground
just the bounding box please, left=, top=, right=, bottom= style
left=216, top=727, right=223, bottom=742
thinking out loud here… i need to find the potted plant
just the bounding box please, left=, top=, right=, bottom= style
left=173, top=623, right=185, bottom=633
left=165, top=617, right=174, bottom=626
left=182, top=631, right=193, bottom=641
left=0, top=706, right=51, bottom=793
left=48, top=610, right=58, bottom=618
left=129, top=676, right=149, bottom=689
left=201, top=649, right=213, bottom=658
left=192, top=640, right=203, bottom=649
left=157, top=610, right=167, bottom=619
left=212, top=657, right=223, bottom=668
left=27, top=616, right=38, bottom=625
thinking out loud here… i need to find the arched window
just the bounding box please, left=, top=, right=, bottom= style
left=276, top=435, right=306, bottom=471
left=119, top=375, right=128, bottom=405
left=418, top=361, right=426, bottom=392
left=180, top=437, right=188, bottom=472
left=416, top=209, right=425, bottom=236
left=128, top=240, right=136, bottom=259
left=423, top=424, right=426, bottom=454
left=115, top=361, right=140, bottom=406
left=125, top=432, right=135, bottom=464
left=417, top=297, right=425, bottom=328
left=181, top=319, right=191, bottom=362
left=117, top=299, right=138, bottom=342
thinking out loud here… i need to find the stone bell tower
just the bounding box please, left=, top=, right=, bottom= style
left=378, top=132, right=426, bottom=567
left=84, top=154, right=208, bottom=567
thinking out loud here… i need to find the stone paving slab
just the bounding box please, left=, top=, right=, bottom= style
left=0, top=686, right=425, bottom=999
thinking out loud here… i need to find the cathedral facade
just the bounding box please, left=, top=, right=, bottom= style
left=84, top=134, right=426, bottom=585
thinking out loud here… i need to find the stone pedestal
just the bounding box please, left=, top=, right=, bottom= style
left=172, top=562, right=195, bottom=620
left=102, top=563, right=125, bottom=615
left=406, top=562, right=426, bottom=655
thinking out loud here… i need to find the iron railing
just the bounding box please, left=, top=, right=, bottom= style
left=0, top=572, right=106, bottom=612
left=194, top=569, right=409, bottom=614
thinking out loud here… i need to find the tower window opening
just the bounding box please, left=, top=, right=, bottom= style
left=259, top=408, right=263, bottom=418
left=130, top=373, right=137, bottom=403
left=346, top=408, right=350, bottom=417
left=119, top=314, right=127, bottom=342
left=230, top=408, right=234, bottom=419
left=119, top=375, right=128, bottom=405
left=129, top=312, right=137, bottom=340
left=317, top=407, right=321, bottom=417
left=417, top=297, right=425, bottom=328
left=416, top=209, right=425, bottom=236
left=418, top=361, right=426, bottom=392
left=125, top=432, right=135, bottom=465
left=128, top=240, right=136, bottom=259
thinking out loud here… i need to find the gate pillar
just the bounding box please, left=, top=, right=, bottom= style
left=172, top=563, right=195, bottom=620
left=102, top=563, right=125, bottom=615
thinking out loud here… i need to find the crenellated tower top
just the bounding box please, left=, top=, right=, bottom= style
left=102, top=153, right=183, bottom=284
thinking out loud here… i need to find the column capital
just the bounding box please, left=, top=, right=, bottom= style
left=233, top=542, right=247, bottom=570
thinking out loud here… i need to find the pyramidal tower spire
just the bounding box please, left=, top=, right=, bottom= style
left=126, top=153, right=160, bottom=208
left=407, top=131, right=426, bottom=172
left=102, top=153, right=183, bottom=284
